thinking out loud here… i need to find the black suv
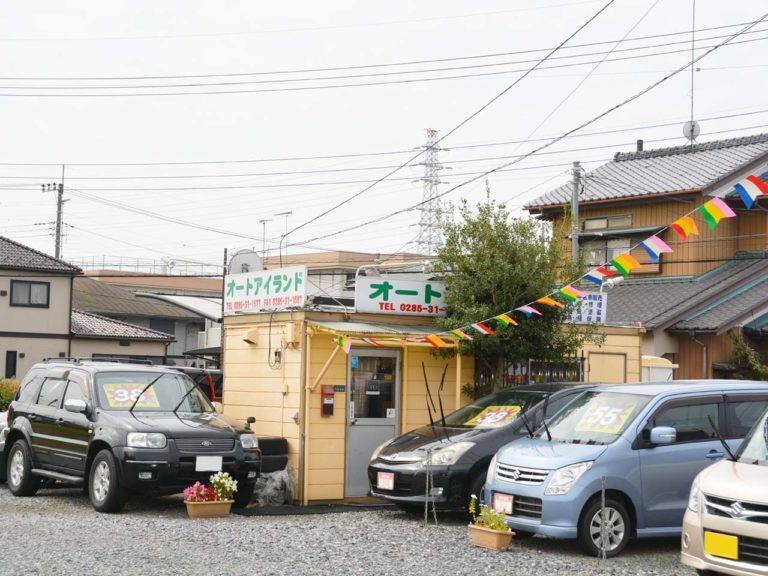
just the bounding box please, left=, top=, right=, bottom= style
left=3, top=360, right=261, bottom=513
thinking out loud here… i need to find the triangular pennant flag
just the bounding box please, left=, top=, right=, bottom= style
left=425, top=334, right=449, bottom=348
left=535, top=296, right=565, bottom=309
left=335, top=335, right=352, bottom=354
left=669, top=216, right=699, bottom=242
left=558, top=285, right=587, bottom=302
left=583, top=266, right=616, bottom=285
left=494, top=313, right=518, bottom=326
left=610, top=253, right=641, bottom=277
left=360, top=338, right=385, bottom=347
left=734, top=175, right=768, bottom=209
left=515, top=305, right=542, bottom=318
left=450, top=328, right=474, bottom=341
left=699, top=197, right=737, bottom=230
left=639, top=235, right=673, bottom=263
left=470, top=322, right=495, bottom=335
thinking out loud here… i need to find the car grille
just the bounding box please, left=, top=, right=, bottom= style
left=513, top=496, right=543, bottom=520
left=704, top=495, right=768, bottom=524
left=740, top=536, right=768, bottom=566
left=496, top=463, right=549, bottom=485
left=175, top=438, right=235, bottom=453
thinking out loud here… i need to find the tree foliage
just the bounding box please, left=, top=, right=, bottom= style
left=729, top=332, right=768, bottom=380
left=434, top=196, right=601, bottom=395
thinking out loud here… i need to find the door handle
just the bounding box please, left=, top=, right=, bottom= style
left=706, top=451, right=724, bottom=460
left=350, top=418, right=358, bottom=425
left=28, top=414, right=38, bottom=421
left=56, top=418, right=65, bottom=425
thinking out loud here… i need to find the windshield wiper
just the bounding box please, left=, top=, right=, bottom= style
left=129, top=374, right=164, bottom=415
left=436, top=364, right=450, bottom=441
left=519, top=410, right=535, bottom=438
left=421, top=363, right=437, bottom=431
left=172, top=382, right=203, bottom=415
left=707, top=415, right=737, bottom=461
left=541, top=388, right=553, bottom=442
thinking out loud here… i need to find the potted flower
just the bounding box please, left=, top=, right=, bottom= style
left=468, top=495, right=515, bottom=551
left=183, top=472, right=238, bottom=518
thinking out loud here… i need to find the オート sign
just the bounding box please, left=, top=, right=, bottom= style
left=354, top=277, right=446, bottom=317
left=224, top=266, right=307, bottom=315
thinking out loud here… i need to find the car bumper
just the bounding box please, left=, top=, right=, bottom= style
left=0, top=426, right=7, bottom=481
left=682, top=508, right=768, bottom=576
left=368, top=462, right=467, bottom=507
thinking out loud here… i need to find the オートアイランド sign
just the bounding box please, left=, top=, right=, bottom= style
left=224, top=266, right=307, bottom=315
left=354, top=277, right=446, bottom=317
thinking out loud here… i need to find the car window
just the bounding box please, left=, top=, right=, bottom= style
left=18, top=368, right=45, bottom=402
left=726, top=399, right=768, bottom=438
left=644, top=401, right=719, bottom=444
left=63, top=379, right=89, bottom=404
left=94, top=371, right=213, bottom=412
left=37, top=378, right=68, bottom=408
left=442, top=389, right=547, bottom=428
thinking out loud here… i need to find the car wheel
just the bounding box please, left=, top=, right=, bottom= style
left=6, top=440, right=41, bottom=496
left=577, top=497, right=631, bottom=557
left=232, top=482, right=255, bottom=509
left=89, top=449, right=126, bottom=513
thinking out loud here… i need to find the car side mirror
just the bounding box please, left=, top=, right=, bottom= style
left=64, top=399, right=87, bottom=414
left=650, top=426, right=676, bottom=445
left=245, top=416, right=256, bottom=431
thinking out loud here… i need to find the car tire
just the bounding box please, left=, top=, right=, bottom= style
left=577, top=497, right=631, bottom=558
left=469, top=469, right=489, bottom=504
left=89, top=449, right=126, bottom=513
left=6, top=440, right=41, bottom=497
left=232, top=482, right=255, bottom=509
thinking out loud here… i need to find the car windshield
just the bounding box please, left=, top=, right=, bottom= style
left=738, top=409, right=768, bottom=465
left=536, top=391, right=651, bottom=444
left=95, top=371, right=213, bottom=413
left=441, top=389, right=547, bottom=428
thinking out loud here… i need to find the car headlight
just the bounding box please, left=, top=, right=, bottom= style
left=127, top=432, right=167, bottom=449
left=544, top=461, right=593, bottom=495
left=688, top=477, right=700, bottom=512
left=240, top=433, right=258, bottom=450
left=369, top=438, right=392, bottom=463
left=427, top=442, right=475, bottom=466
left=486, top=454, right=498, bottom=485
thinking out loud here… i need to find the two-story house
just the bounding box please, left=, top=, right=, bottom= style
left=526, top=133, right=768, bottom=381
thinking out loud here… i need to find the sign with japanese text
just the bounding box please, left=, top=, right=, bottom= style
left=569, top=292, right=607, bottom=324
left=354, top=277, right=447, bottom=317
left=224, top=266, right=307, bottom=315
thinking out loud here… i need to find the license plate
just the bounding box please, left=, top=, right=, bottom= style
left=195, top=456, right=223, bottom=472
left=377, top=472, right=394, bottom=491
left=704, top=531, right=739, bottom=560
left=493, top=493, right=514, bottom=515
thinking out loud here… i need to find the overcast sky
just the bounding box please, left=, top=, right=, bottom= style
left=0, top=0, right=766, bottom=272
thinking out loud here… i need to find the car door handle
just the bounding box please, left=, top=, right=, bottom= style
left=56, top=418, right=65, bottom=425
left=28, top=414, right=38, bottom=421
left=706, top=451, right=724, bottom=460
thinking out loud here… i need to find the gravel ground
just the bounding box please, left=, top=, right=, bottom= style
left=1, top=484, right=694, bottom=576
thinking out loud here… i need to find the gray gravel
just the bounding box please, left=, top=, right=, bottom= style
left=1, top=484, right=693, bottom=576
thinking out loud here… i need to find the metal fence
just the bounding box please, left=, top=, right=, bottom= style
left=503, top=353, right=585, bottom=387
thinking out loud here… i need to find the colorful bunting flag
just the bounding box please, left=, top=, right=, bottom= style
left=360, top=338, right=385, bottom=347
left=450, top=328, right=474, bottom=341
left=494, top=313, right=518, bottom=326
left=515, top=305, right=542, bottom=318
left=535, top=296, right=565, bottom=309
left=558, top=285, right=586, bottom=302
left=425, top=334, right=449, bottom=348
left=734, top=175, right=768, bottom=209
left=610, top=253, right=641, bottom=277
left=335, top=336, right=352, bottom=354
left=669, top=216, right=699, bottom=241
left=583, top=266, right=616, bottom=286
left=639, top=235, right=673, bottom=263
left=699, top=197, right=737, bottom=230
left=470, top=322, right=495, bottom=335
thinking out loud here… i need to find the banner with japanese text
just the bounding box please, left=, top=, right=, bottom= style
left=354, top=277, right=447, bottom=317
left=568, top=292, right=607, bottom=324
left=224, top=266, right=307, bottom=315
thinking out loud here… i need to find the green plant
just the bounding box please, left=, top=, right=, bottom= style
left=209, top=471, right=238, bottom=501
left=729, top=333, right=768, bottom=380
left=469, top=494, right=509, bottom=532
left=0, top=379, right=19, bottom=411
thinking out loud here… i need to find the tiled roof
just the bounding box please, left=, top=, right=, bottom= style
left=71, top=310, right=175, bottom=341
left=526, top=133, right=768, bottom=209
left=0, top=236, right=81, bottom=274
left=73, top=277, right=198, bottom=319
left=591, top=252, right=768, bottom=331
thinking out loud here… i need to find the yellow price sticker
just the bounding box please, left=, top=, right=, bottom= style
left=103, top=383, right=160, bottom=409
left=575, top=399, right=638, bottom=434
left=465, top=405, right=522, bottom=428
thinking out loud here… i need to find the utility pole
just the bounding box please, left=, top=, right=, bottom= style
left=274, top=210, right=292, bottom=267
left=571, top=161, right=582, bottom=265
left=415, top=128, right=447, bottom=256
left=42, top=164, right=68, bottom=260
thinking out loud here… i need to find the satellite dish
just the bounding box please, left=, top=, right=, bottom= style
left=683, top=120, right=700, bottom=142
left=229, top=250, right=263, bottom=274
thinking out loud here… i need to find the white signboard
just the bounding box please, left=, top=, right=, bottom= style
left=569, top=292, right=607, bottom=324
left=355, top=277, right=447, bottom=317
left=224, top=266, right=307, bottom=315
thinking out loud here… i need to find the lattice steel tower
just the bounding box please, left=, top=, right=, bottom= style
left=415, top=128, right=446, bottom=255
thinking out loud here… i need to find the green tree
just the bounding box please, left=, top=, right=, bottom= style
left=434, top=196, right=601, bottom=397
left=729, top=332, right=768, bottom=380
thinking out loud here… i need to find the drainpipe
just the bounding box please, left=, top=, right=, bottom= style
left=690, top=332, right=708, bottom=379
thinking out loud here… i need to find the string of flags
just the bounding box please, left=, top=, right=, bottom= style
left=334, top=170, right=768, bottom=353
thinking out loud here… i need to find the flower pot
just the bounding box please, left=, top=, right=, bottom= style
left=468, top=524, right=515, bottom=551
left=185, top=500, right=234, bottom=518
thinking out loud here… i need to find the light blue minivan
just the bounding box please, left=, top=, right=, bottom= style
left=484, top=381, right=768, bottom=557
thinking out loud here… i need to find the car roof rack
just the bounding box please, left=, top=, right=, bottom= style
left=42, top=357, right=154, bottom=366
left=42, top=357, right=83, bottom=364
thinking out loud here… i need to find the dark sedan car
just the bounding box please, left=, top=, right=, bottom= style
left=368, top=383, right=590, bottom=512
